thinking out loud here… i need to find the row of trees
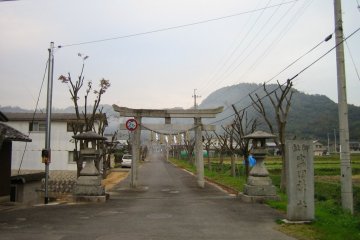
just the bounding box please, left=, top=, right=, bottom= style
left=181, top=80, right=293, bottom=191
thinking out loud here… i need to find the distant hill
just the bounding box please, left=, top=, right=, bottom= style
left=199, top=83, right=360, bottom=142
left=2, top=83, right=360, bottom=142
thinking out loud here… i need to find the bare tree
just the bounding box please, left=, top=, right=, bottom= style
left=203, top=131, right=215, bottom=171
left=213, top=128, right=232, bottom=173
left=102, top=130, right=118, bottom=177
left=183, top=135, right=195, bottom=165
left=220, top=124, right=239, bottom=177
left=249, top=80, right=294, bottom=191
left=231, top=105, right=258, bottom=177
left=58, top=55, right=111, bottom=177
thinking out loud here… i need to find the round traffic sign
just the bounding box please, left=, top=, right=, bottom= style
left=125, top=119, right=138, bottom=131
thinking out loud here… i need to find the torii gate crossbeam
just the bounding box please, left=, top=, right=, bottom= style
left=113, top=105, right=223, bottom=188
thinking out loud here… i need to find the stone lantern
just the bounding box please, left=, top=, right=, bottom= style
left=73, top=131, right=107, bottom=202
left=241, top=131, right=279, bottom=202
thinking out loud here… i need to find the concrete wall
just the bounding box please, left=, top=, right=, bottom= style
left=12, top=181, right=43, bottom=205
left=6, top=121, right=77, bottom=171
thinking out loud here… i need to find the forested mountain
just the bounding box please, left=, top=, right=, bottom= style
left=199, top=83, right=360, bottom=142
left=2, top=83, right=360, bottom=142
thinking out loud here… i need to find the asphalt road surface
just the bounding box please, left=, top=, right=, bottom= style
left=0, top=151, right=295, bottom=240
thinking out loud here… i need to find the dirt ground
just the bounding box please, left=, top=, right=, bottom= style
left=101, top=171, right=129, bottom=191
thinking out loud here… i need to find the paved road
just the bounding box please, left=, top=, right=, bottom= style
left=0, top=152, right=295, bottom=240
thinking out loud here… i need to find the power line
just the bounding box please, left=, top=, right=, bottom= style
left=233, top=0, right=314, bottom=85
left=18, top=60, right=49, bottom=174
left=197, top=0, right=264, bottom=93
left=199, top=0, right=274, bottom=93
left=345, top=40, right=360, bottom=82
left=200, top=0, right=311, bottom=97
left=206, top=0, right=278, bottom=90
left=227, top=32, right=332, bottom=109
left=58, top=0, right=297, bottom=48
left=208, top=26, right=360, bottom=126
left=202, top=0, right=315, bottom=113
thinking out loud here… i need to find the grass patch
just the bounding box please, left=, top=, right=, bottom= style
left=312, top=200, right=360, bottom=240
left=169, top=158, right=246, bottom=192
left=276, top=223, right=322, bottom=240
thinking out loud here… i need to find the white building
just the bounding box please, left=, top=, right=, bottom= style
left=4, top=112, right=106, bottom=172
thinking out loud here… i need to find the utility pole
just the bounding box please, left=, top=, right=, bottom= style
left=327, top=133, right=330, bottom=155
left=334, top=128, right=337, bottom=153
left=333, top=0, right=353, bottom=213
left=192, top=89, right=201, bottom=109
left=44, top=42, right=55, bottom=204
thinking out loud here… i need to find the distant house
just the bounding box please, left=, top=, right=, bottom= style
left=313, top=140, right=326, bottom=156
left=350, top=142, right=360, bottom=152
left=0, top=112, right=31, bottom=202
left=4, top=112, right=107, bottom=172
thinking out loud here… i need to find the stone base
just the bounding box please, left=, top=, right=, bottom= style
left=246, top=176, right=273, bottom=186
left=243, top=184, right=277, bottom=196
left=74, top=175, right=105, bottom=196
left=239, top=192, right=280, bottom=203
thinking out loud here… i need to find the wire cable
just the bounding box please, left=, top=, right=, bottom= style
left=227, top=32, right=333, bottom=110
left=58, top=1, right=297, bottom=48
left=17, top=60, right=48, bottom=174
left=345, top=40, right=360, bottom=82
left=207, top=0, right=278, bottom=90
left=208, top=26, right=360, bottom=126
left=232, top=0, right=312, bottom=85
left=201, top=0, right=311, bottom=98
left=235, top=0, right=314, bottom=84
left=199, top=0, right=274, bottom=94
left=197, top=0, right=264, bottom=93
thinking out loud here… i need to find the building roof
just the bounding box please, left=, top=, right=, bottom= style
left=0, top=111, right=8, bottom=122
left=3, top=112, right=80, bottom=122
left=3, top=112, right=107, bottom=125
left=0, top=123, right=32, bottom=142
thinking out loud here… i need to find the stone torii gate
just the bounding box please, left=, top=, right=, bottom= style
left=113, top=105, right=223, bottom=188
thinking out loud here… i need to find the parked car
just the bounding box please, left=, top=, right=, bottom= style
left=121, top=154, right=132, bottom=168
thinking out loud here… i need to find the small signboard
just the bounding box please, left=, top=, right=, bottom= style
left=125, top=119, right=138, bottom=131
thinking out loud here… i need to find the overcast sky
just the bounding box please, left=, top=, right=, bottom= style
left=0, top=0, right=359, bottom=111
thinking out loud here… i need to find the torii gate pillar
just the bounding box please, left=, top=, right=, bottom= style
left=194, top=117, right=204, bottom=187
left=131, top=116, right=142, bottom=188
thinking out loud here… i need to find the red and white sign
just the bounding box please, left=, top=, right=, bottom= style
left=125, top=119, right=138, bottom=131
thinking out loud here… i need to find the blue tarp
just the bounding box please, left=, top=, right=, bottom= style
left=248, top=155, right=256, bottom=167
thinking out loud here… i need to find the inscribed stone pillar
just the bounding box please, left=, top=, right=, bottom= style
left=286, top=140, right=314, bottom=221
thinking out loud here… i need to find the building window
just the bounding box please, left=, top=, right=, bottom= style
left=68, top=151, right=77, bottom=164
left=29, top=122, right=46, bottom=132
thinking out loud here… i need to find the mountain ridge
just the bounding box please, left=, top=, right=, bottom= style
left=2, top=83, right=360, bottom=142
left=199, top=83, right=360, bottom=142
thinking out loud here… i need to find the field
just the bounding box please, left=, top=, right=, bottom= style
left=170, top=153, right=360, bottom=240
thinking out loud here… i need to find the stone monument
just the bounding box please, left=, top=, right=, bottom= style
left=286, top=140, right=314, bottom=221
left=240, top=131, right=279, bottom=203
left=73, top=131, right=107, bottom=202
